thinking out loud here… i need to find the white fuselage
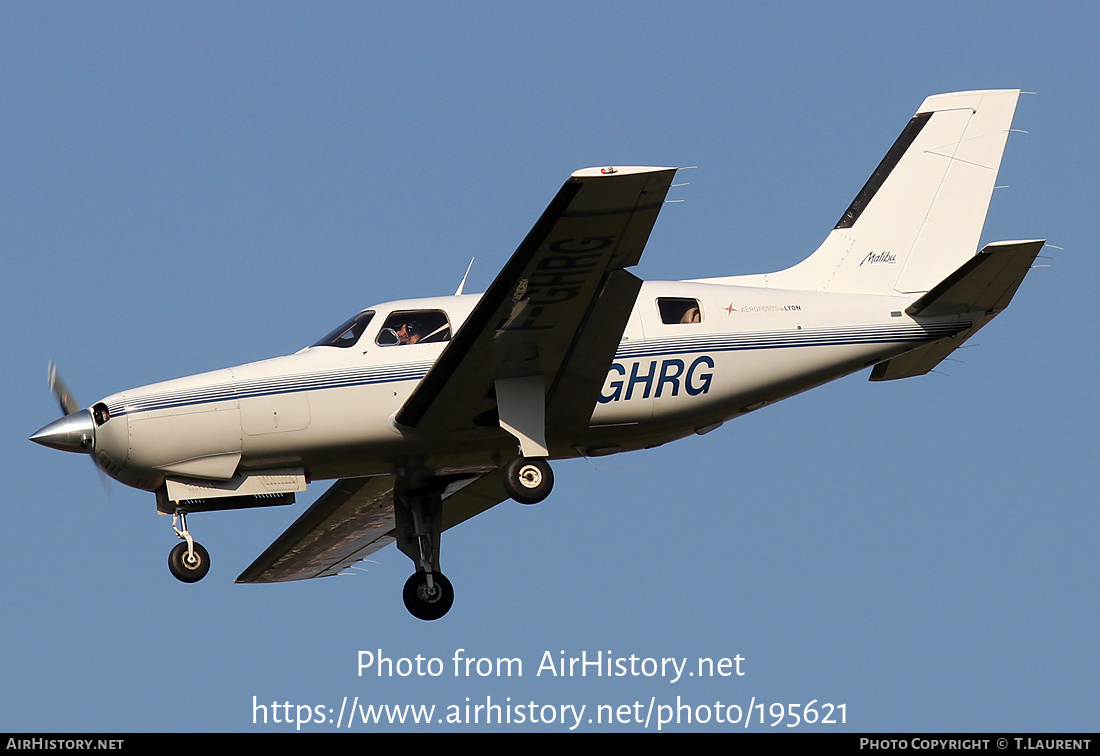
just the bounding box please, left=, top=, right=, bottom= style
left=89, top=277, right=966, bottom=494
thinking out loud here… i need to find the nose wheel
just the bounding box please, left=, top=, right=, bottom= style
left=168, top=541, right=210, bottom=582
left=502, top=457, right=554, bottom=504
left=168, top=510, right=210, bottom=583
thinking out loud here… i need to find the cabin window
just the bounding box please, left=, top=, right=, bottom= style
left=376, top=310, right=451, bottom=346
left=312, top=310, right=375, bottom=348
left=657, top=298, right=702, bottom=325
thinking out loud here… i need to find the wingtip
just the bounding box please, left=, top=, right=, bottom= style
left=570, top=165, right=677, bottom=178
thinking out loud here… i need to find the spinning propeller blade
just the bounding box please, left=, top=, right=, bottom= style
left=33, top=363, right=113, bottom=499
left=48, top=361, right=79, bottom=416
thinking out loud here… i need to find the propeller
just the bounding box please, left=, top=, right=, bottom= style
left=31, top=362, right=113, bottom=498
left=48, top=362, right=79, bottom=416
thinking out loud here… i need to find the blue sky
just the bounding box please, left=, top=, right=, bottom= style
left=3, top=2, right=1096, bottom=732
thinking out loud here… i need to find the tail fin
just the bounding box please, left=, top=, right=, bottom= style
left=765, top=89, right=1020, bottom=296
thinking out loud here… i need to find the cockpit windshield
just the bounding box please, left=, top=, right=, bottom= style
left=311, top=310, right=375, bottom=348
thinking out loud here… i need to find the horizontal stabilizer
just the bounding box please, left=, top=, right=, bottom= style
left=869, top=333, right=970, bottom=381
left=905, top=239, right=1045, bottom=317
left=870, top=240, right=1043, bottom=381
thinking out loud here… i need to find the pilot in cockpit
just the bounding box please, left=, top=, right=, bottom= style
left=395, top=318, right=422, bottom=345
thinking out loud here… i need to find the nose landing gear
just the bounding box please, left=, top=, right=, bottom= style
left=168, top=541, right=210, bottom=582
left=168, top=510, right=210, bottom=583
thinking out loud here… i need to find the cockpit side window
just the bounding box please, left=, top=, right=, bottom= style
left=657, top=298, right=702, bottom=324
left=376, top=310, right=451, bottom=347
left=312, top=310, right=375, bottom=348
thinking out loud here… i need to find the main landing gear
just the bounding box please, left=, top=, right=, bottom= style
left=393, top=456, right=554, bottom=620
left=394, top=478, right=455, bottom=621
left=403, top=571, right=454, bottom=621
left=502, top=456, right=554, bottom=504
left=167, top=509, right=210, bottom=583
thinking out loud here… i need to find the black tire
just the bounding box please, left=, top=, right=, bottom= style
left=502, top=457, right=554, bottom=504
left=402, top=571, right=454, bottom=621
left=168, top=541, right=210, bottom=583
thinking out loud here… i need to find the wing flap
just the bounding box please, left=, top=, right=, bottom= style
left=236, top=475, right=397, bottom=583
left=236, top=471, right=509, bottom=583
left=545, top=269, right=643, bottom=432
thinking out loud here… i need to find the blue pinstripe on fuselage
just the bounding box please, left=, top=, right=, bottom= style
left=106, top=319, right=967, bottom=419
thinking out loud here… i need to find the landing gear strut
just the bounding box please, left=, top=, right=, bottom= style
left=168, top=509, right=210, bottom=583
left=394, top=477, right=453, bottom=620
left=502, top=457, right=554, bottom=504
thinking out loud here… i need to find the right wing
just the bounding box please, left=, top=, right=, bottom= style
left=235, top=471, right=508, bottom=583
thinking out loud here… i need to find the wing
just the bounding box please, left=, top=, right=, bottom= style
left=235, top=471, right=508, bottom=583
left=396, top=166, right=677, bottom=444
left=237, top=167, right=677, bottom=583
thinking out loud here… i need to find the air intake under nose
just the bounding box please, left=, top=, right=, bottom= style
left=30, top=410, right=95, bottom=454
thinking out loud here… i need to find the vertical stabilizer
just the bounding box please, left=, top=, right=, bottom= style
left=763, top=89, right=1020, bottom=296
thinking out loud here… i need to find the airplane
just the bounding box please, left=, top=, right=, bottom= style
left=31, top=89, right=1042, bottom=620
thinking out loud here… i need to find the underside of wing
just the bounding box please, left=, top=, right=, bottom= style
left=395, top=167, right=677, bottom=441
left=235, top=471, right=508, bottom=583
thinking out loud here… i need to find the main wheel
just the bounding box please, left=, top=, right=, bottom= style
left=168, top=541, right=210, bottom=583
left=503, top=457, right=554, bottom=504
left=402, top=571, right=454, bottom=621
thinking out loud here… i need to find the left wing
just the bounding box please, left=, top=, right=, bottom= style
left=396, top=166, right=677, bottom=446
left=236, top=472, right=508, bottom=583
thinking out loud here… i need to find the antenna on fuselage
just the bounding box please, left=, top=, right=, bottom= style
left=455, top=257, right=475, bottom=295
